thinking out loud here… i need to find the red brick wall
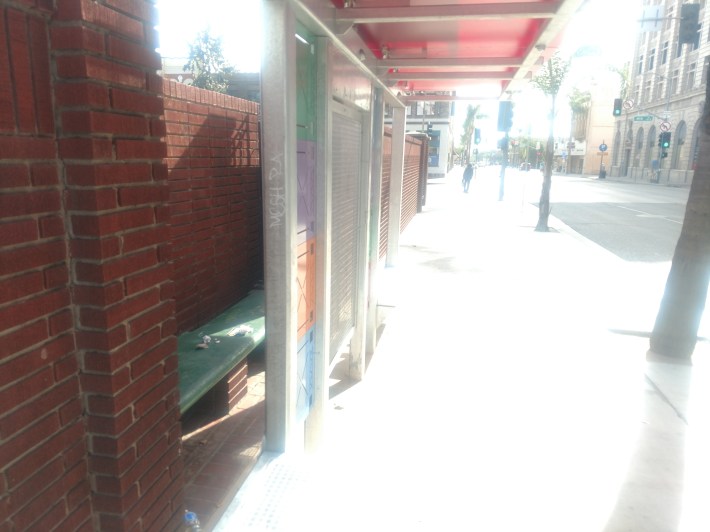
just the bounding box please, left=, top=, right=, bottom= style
left=162, top=80, right=262, bottom=334
left=0, top=3, right=93, bottom=531
left=1, top=1, right=186, bottom=530
left=52, top=0, right=183, bottom=529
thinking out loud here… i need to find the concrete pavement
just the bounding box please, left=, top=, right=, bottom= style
left=215, top=166, right=710, bottom=532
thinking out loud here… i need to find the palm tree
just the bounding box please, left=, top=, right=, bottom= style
left=649, top=76, right=710, bottom=359
left=608, top=62, right=631, bottom=102
left=531, top=54, right=569, bottom=232
left=460, top=104, right=484, bottom=164
left=568, top=87, right=592, bottom=140
left=567, top=87, right=592, bottom=173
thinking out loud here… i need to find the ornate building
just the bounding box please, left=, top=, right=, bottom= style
left=613, top=0, right=707, bottom=184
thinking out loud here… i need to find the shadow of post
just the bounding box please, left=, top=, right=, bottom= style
left=602, top=361, right=692, bottom=532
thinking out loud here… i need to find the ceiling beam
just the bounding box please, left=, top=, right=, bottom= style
left=385, top=72, right=515, bottom=81
left=400, top=94, right=498, bottom=102
left=335, top=3, right=559, bottom=24
left=377, top=57, right=524, bottom=69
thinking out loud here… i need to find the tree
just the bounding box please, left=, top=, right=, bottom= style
left=608, top=62, right=631, bottom=101
left=567, top=87, right=591, bottom=173
left=530, top=54, right=569, bottom=232
left=184, top=30, right=234, bottom=93
left=568, top=87, right=591, bottom=139
left=460, top=104, right=484, bottom=164
left=649, top=76, right=710, bottom=359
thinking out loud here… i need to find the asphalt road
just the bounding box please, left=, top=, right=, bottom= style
left=544, top=176, right=689, bottom=262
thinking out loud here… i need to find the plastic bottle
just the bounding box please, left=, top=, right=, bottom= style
left=183, top=510, right=201, bottom=531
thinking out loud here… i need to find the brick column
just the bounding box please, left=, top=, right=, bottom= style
left=0, top=3, right=93, bottom=530
left=52, top=1, right=182, bottom=529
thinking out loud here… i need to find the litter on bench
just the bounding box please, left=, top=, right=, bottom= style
left=228, top=325, right=254, bottom=337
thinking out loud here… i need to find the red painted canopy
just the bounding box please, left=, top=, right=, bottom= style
left=322, top=0, right=583, bottom=99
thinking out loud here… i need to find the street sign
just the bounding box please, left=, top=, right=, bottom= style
left=660, top=121, right=672, bottom=132
left=623, top=99, right=634, bottom=110
left=633, top=115, right=653, bottom=121
left=599, top=143, right=608, bottom=152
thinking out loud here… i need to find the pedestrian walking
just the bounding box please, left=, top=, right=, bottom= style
left=462, top=163, right=474, bottom=193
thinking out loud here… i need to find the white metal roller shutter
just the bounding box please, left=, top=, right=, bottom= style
left=330, top=110, right=361, bottom=361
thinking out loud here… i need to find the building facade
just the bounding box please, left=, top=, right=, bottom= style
left=613, top=0, right=708, bottom=184
left=386, top=96, right=456, bottom=178
left=567, top=67, right=618, bottom=176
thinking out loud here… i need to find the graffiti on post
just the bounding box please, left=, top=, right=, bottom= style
left=268, top=152, right=286, bottom=228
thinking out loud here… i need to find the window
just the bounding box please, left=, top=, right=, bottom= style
left=655, top=78, right=664, bottom=99
left=676, top=40, right=683, bottom=58
left=694, top=23, right=701, bottom=50
left=688, top=62, right=697, bottom=89
left=634, top=84, right=640, bottom=104
left=670, top=68, right=680, bottom=94
left=638, top=54, right=644, bottom=74
left=648, top=48, right=655, bottom=70
left=661, top=41, right=669, bottom=64
left=703, top=56, right=710, bottom=83
left=666, top=7, right=674, bottom=30
left=643, top=79, right=652, bottom=102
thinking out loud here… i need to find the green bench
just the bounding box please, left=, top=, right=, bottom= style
left=177, top=289, right=266, bottom=416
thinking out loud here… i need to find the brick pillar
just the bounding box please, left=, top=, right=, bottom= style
left=0, top=3, right=93, bottom=530
left=52, top=1, right=182, bottom=529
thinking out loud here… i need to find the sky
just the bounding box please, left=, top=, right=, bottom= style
left=155, top=0, right=262, bottom=72
left=155, top=0, right=641, bottom=72
left=155, top=0, right=642, bottom=142
left=466, top=0, right=643, bottom=144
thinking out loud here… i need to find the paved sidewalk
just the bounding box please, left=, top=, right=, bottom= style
left=215, top=166, right=710, bottom=532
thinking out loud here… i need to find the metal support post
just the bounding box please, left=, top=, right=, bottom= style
left=386, top=106, right=406, bottom=267
left=261, top=0, right=299, bottom=453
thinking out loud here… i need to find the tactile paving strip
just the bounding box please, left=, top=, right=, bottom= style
left=213, top=452, right=310, bottom=531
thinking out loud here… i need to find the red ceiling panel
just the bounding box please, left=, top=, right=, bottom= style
left=320, top=0, right=582, bottom=98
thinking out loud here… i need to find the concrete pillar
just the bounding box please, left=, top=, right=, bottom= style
left=365, top=88, right=385, bottom=356
left=349, top=91, right=375, bottom=382
left=261, top=0, right=300, bottom=453
left=386, top=106, right=406, bottom=267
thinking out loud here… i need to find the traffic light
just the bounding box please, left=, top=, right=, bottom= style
left=426, top=122, right=433, bottom=134
left=613, top=98, right=622, bottom=116
left=679, top=3, right=700, bottom=45
left=659, top=131, right=671, bottom=148
left=497, top=101, right=514, bottom=132
left=663, top=132, right=671, bottom=148
left=474, top=128, right=481, bottom=145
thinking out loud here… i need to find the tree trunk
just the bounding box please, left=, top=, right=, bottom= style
left=649, top=82, right=710, bottom=359
left=536, top=96, right=556, bottom=232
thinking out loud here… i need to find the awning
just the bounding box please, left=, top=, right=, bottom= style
left=294, top=0, right=585, bottom=102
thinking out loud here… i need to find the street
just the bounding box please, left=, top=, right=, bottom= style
left=544, top=175, right=688, bottom=262
left=469, top=166, right=689, bottom=262
left=461, top=165, right=703, bottom=337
